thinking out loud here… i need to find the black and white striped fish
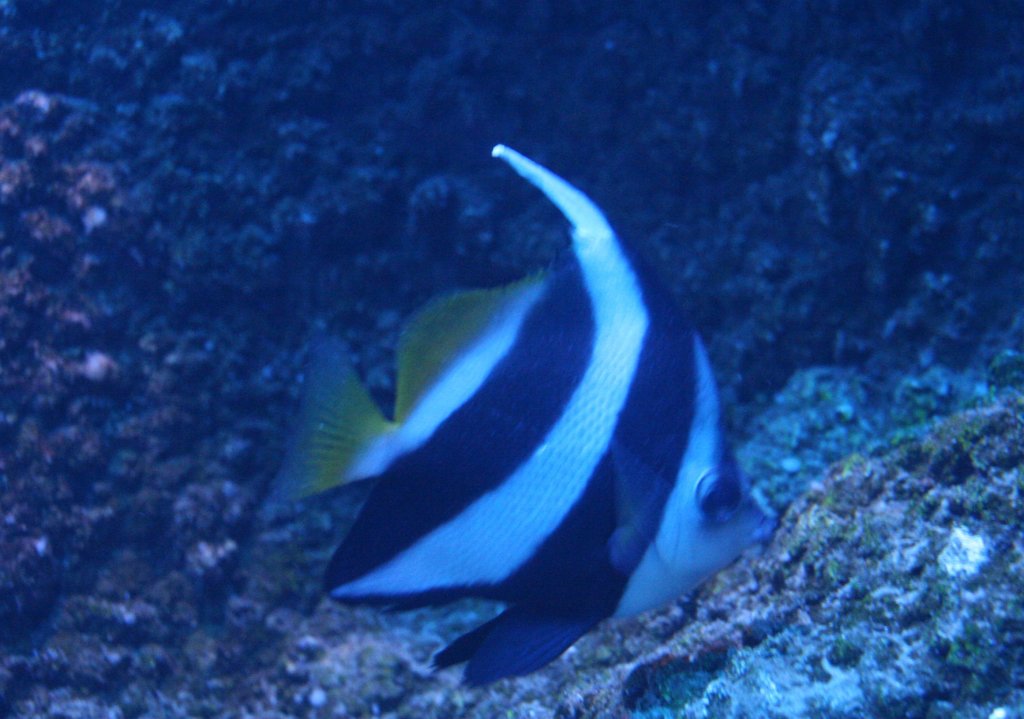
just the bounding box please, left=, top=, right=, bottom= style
left=278, top=145, right=773, bottom=685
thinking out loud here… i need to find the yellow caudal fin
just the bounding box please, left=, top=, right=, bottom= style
left=275, top=340, right=395, bottom=500
left=394, top=274, right=546, bottom=422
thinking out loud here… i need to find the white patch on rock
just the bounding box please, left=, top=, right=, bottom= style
left=308, top=687, right=327, bottom=707
left=938, top=526, right=988, bottom=578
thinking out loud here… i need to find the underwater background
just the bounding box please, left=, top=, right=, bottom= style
left=1, top=1, right=1022, bottom=717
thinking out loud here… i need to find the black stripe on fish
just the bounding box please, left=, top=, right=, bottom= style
left=324, top=258, right=595, bottom=598
left=613, top=255, right=700, bottom=481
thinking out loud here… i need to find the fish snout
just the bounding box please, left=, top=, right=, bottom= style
left=751, top=507, right=777, bottom=545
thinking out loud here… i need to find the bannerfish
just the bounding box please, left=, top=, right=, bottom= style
left=277, top=145, right=773, bottom=685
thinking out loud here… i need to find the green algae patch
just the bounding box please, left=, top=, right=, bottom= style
left=623, top=651, right=730, bottom=713
left=826, top=635, right=864, bottom=668
left=988, top=349, right=1024, bottom=389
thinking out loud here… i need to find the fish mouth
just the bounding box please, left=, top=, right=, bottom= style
left=751, top=508, right=778, bottom=545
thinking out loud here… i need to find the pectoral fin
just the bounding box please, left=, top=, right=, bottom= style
left=607, top=442, right=671, bottom=575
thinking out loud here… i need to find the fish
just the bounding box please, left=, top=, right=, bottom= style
left=276, top=145, right=773, bottom=685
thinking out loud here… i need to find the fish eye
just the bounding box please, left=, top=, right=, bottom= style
left=696, top=465, right=742, bottom=522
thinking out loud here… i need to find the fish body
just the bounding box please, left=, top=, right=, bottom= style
left=278, top=145, right=771, bottom=685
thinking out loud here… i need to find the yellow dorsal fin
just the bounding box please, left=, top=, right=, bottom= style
left=394, top=273, right=546, bottom=422
left=275, top=340, right=395, bottom=500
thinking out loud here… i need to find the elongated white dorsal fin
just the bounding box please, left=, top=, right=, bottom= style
left=491, top=145, right=615, bottom=260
